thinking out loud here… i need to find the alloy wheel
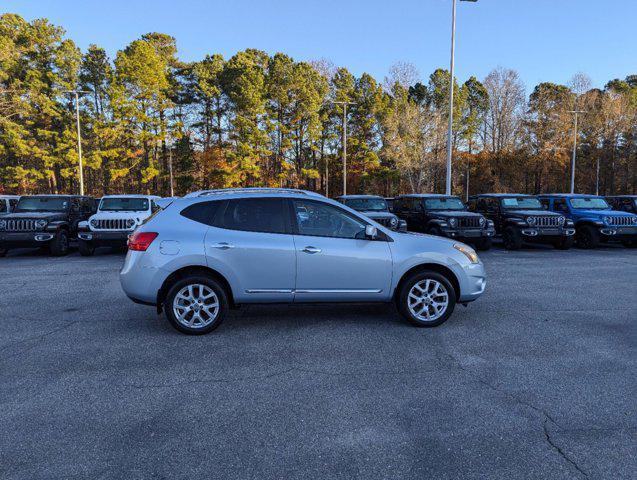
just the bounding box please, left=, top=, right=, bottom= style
left=172, top=283, right=220, bottom=329
left=407, top=279, right=449, bottom=322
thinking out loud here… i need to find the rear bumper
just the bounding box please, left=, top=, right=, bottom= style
left=120, top=250, right=169, bottom=305
left=0, top=231, right=55, bottom=248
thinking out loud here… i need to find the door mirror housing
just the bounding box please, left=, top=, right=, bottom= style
left=365, top=225, right=378, bottom=239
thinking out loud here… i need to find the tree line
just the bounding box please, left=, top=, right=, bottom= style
left=0, top=13, right=635, bottom=198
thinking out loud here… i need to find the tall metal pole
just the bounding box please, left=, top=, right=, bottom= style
left=595, top=157, right=600, bottom=196
left=445, top=0, right=457, bottom=195
left=342, top=103, right=347, bottom=195
left=325, top=158, right=329, bottom=197
left=74, top=91, right=84, bottom=196
left=568, top=109, right=585, bottom=194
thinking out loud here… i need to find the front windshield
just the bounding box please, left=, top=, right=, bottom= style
left=100, top=197, right=149, bottom=211
left=424, top=197, right=467, bottom=211
left=15, top=197, right=70, bottom=212
left=570, top=197, right=610, bottom=210
left=344, top=198, right=388, bottom=212
left=501, top=197, right=543, bottom=210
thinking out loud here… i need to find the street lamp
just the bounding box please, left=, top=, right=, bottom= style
left=567, top=109, right=586, bottom=194
left=332, top=100, right=354, bottom=196
left=445, top=0, right=477, bottom=196
left=65, top=90, right=91, bottom=195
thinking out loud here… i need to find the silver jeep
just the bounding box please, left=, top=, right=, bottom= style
left=120, top=188, right=486, bottom=334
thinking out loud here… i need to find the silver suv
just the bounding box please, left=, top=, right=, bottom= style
left=120, top=189, right=486, bottom=334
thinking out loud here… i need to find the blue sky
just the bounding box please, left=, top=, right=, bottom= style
left=4, top=0, right=635, bottom=92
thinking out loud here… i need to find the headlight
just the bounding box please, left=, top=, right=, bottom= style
left=34, top=219, right=47, bottom=229
left=632, top=217, right=637, bottom=225
left=526, top=216, right=536, bottom=226
left=449, top=218, right=457, bottom=228
left=90, top=219, right=98, bottom=228
left=487, top=220, right=494, bottom=227
left=126, top=219, right=135, bottom=228
left=454, top=243, right=479, bottom=264
left=479, top=217, right=486, bottom=226
left=603, top=216, right=612, bottom=225
left=390, top=217, right=398, bottom=227
left=0, top=220, right=6, bottom=230
left=558, top=216, right=565, bottom=225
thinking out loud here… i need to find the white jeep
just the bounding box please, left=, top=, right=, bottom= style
left=78, top=195, right=161, bottom=255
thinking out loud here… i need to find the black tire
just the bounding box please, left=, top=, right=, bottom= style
left=621, top=239, right=637, bottom=248
left=78, top=239, right=95, bottom=256
left=427, top=226, right=443, bottom=237
left=554, top=236, right=574, bottom=250
left=49, top=230, right=69, bottom=256
left=502, top=226, right=523, bottom=250
left=474, top=237, right=492, bottom=251
left=576, top=225, right=600, bottom=249
left=0, top=247, right=7, bottom=257
left=164, top=275, right=228, bottom=335
left=397, top=270, right=457, bottom=328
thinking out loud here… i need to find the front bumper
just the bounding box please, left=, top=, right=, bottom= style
left=441, top=227, right=495, bottom=241
left=0, top=231, right=55, bottom=248
left=78, top=229, right=131, bottom=246
left=458, top=262, right=487, bottom=303
left=518, top=227, right=575, bottom=240
left=598, top=226, right=637, bottom=240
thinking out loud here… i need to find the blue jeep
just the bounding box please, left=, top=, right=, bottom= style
left=538, top=194, right=637, bottom=248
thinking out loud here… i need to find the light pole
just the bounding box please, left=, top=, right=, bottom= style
left=65, top=90, right=91, bottom=195
left=567, top=109, right=586, bottom=194
left=445, top=0, right=477, bottom=195
left=332, top=101, right=354, bottom=196
left=168, top=140, right=175, bottom=197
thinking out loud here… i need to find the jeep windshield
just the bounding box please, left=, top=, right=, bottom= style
left=100, top=197, right=149, bottom=211
left=424, top=197, right=466, bottom=210
left=501, top=197, right=542, bottom=210
left=15, top=197, right=70, bottom=212
left=343, top=198, right=388, bottom=212
left=570, top=198, right=610, bottom=210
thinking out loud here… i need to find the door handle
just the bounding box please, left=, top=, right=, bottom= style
left=211, top=242, right=234, bottom=250
left=302, top=246, right=321, bottom=254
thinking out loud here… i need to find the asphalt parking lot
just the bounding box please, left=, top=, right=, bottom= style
left=1, top=244, right=635, bottom=479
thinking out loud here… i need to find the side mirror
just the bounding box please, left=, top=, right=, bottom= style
left=365, top=225, right=378, bottom=239
left=542, top=204, right=548, bottom=210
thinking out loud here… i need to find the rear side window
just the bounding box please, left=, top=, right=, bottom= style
left=181, top=201, right=223, bottom=226
left=219, top=198, right=288, bottom=234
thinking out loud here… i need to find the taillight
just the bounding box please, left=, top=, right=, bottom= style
left=128, top=231, right=158, bottom=251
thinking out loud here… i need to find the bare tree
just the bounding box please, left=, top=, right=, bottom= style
left=384, top=61, right=420, bottom=91
left=482, top=67, right=526, bottom=153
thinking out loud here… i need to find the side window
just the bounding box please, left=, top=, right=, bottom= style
left=220, top=198, right=288, bottom=234
left=70, top=198, right=80, bottom=213
left=466, top=199, right=476, bottom=211
left=181, top=201, right=223, bottom=227
left=293, top=199, right=368, bottom=240
left=539, top=198, right=550, bottom=209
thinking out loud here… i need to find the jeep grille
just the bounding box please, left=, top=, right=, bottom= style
left=93, top=219, right=130, bottom=230
left=458, top=217, right=481, bottom=228
left=6, top=219, right=36, bottom=232
left=530, top=216, right=561, bottom=227
left=608, top=216, right=634, bottom=226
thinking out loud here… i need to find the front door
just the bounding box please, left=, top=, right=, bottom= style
left=290, top=198, right=393, bottom=302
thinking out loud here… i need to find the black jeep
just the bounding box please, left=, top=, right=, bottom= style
left=468, top=194, right=576, bottom=250
left=393, top=194, right=495, bottom=250
left=336, top=195, right=407, bottom=231
left=606, top=195, right=637, bottom=215
left=0, top=195, right=95, bottom=256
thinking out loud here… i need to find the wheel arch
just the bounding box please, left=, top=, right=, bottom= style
left=394, top=263, right=461, bottom=302
left=157, top=265, right=235, bottom=313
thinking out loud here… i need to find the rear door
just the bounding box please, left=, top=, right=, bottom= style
left=290, top=198, right=393, bottom=302
left=204, top=197, right=296, bottom=303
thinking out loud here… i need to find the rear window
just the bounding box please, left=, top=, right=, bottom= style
left=219, top=198, right=288, bottom=234
left=181, top=201, right=223, bottom=226
left=100, top=197, right=149, bottom=211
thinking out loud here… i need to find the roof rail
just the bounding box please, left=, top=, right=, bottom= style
left=184, top=188, right=324, bottom=198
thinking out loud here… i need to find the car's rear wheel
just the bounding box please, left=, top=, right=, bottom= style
left=49, top=230, right=69, bottom=256
left=397, top=271, right=456, bottom=327
left=474, top=237, right=492, bottom=251
left=502, top=226, right=522, bottom=250
left=554, top=236, right=574, bottom=250
left=78, top=239, right=95, bottom=256
left=164, top=275, right=228, bottom=334
left=576, top=225, right=600, bottom=249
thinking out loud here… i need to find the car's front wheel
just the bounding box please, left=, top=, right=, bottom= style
left=78, top=239, right=95, bottom=256
left=164, top=275, right=228, bottom=334
left=474, top=237, right=492, bottom=251
left=576, top=225, right=600, bottom=249
left=502, top=226, right=522, bottom=250
left=49, top=230, right=69, bottom=256
left=0, top=247, right=7, bottom=257
left=397, top=271, right=457, bottom=327
left=554, top=236, right=574, bottom=250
